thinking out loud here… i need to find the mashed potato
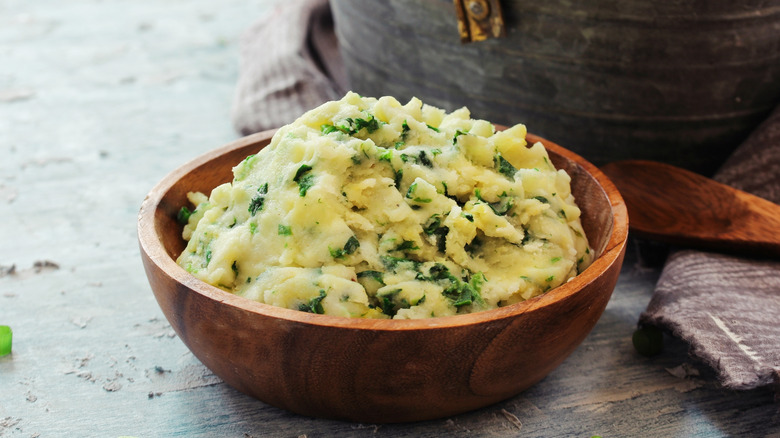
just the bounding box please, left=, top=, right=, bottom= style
left=177, top=92, right=592, bottom=319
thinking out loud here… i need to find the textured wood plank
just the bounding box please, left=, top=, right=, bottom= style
left=1, top=0, right=779, bottom=436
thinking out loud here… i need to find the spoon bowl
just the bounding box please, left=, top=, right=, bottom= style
left=601, top=160, right=780, bottom=257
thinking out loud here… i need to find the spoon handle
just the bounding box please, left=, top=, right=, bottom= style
left=601, top=160, right=780, bottom=258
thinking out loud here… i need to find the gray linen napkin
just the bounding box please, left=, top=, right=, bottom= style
left=232, top=0, right=780, bottom=391
left=639, top=107, right=780, bottom=391
left=231, top=0, right=346, bottom=135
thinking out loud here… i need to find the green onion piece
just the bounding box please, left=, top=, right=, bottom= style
left=0, top=325, right=12, bottom=356
left=176, top=206, right=192, bottom=225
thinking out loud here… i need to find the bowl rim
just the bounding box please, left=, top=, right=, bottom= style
left=138, top=129, right=628, bottom=332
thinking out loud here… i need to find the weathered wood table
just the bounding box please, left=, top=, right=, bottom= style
left=1, top=1, right=778, bottom=436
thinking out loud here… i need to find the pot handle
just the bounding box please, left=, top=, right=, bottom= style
left=454, top=0, right=505, bottom=43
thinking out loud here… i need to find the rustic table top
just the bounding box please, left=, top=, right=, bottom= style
left=1, top=1, right=778, bottom=437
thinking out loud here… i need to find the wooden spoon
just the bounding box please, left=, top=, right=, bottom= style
left=601, top=160, right=780, bottom=257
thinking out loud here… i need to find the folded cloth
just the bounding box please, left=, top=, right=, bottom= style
left=232, top=0, right=347, bottom=135
left=639, top=106, right=780, bottom=391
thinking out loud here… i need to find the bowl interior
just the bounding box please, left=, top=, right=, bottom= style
left=144, top=129, right=625, bottom=328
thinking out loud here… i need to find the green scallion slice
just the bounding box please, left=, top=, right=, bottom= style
left=0, top=325, right=12, bottom=356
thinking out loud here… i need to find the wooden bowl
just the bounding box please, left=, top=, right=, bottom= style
left=137, top=129, right=628, bottom=423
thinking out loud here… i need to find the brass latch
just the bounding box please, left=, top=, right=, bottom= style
left=454, top=0, right=505, bottom=43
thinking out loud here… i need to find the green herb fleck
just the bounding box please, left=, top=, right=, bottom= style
left=0, top=325, right=12, bottom=357
left=419, top=150, right=433, bottom=167
left=551, top=257, right=561, bottom=263
left=278, top=224, right=292, bottom=236
left=476, top=190, right=514, bottom=216
left=379, top=289, right=404, bottom=317
left=401, top=120, right=410, bottom=140
left=423, top=214, right=449, bottom=253
left=406, top=182, right=432, bottom=203
left=380, top=255, right=421, bottom=272
left=394, top=168, right=404, bottom=188
left=248, top=196, right=265, bottom=216
left=294, top=164, right=314, bottom=197
left=248, top=183, right=269, bottom=216
left=249, top=222, right=258, bottom=234
left=545, top=275, right=554, bottom=282
left=357, top=270, right=385, bottom=285
left=464, top=235, right=482, bottom=255
left=321, top=124, right=343, bottom=135
left=395, top=240, right=419, bottom=252
left=351, top=114, right=382, bottom=133
left=299, top=290, right=327, bottom=314
left=426, top=124, right=440, bottom=132
left=325, top=114, right=383, bottom=136
left=379, top=149, right=393, bottom=162
left=176, top=206, right=192, bottom=224
left=330, top=236, right=360, bottom=259
left=294, top=164, right=312, bottom=181
left=423, top=214, right=442, bottom=235
left=494, top=154, right=517, bottom=179
left=344, top=235, right=360, bottom=254
left=453, top=129, right=468, bottom=144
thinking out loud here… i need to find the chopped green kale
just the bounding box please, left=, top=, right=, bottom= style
left=293, top=165, right=314, bottom=197
left=357, top=270, right=385, bottom=285
left=494, top=153, right=517, bottom=179
left=299, top=290, right=327, bottom=314
left=475, top=189, right=514, bottom=215
left=249, top=182, right=269, bottom=216
left=395, top=240, right=419, bottom=252
left=401, top=120, right=410, bottom=140
left=330, top=235, right=360, bottom=259
left=418, top=150, right=433, bottom=167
